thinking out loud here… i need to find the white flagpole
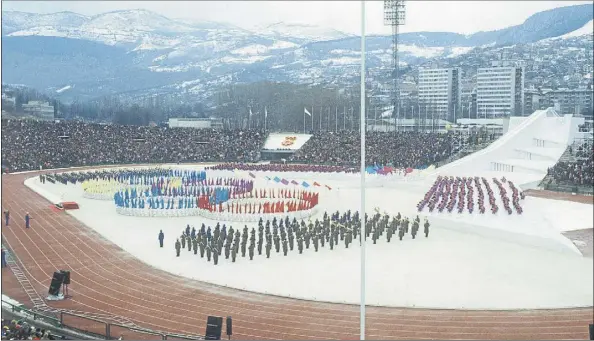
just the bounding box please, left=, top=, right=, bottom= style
left=360, top=1, right=366, bottom=339
left=264, top=106, right=267, bottom=131
left=319, top=106, right=322, bottom=131
left=303, top=108, right=306, bottom=133
left=312, top=106, right=314, bottom=131
left=335, top=106, right=338, bottom=132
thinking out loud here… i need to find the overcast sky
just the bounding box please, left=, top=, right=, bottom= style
left=2, top=1, right=591, bottom=35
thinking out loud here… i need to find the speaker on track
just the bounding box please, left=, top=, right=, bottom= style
left=589, top=324, right=593, bottom=340
left=226, top=316, right=232, bottom=338
left=205, top=315, right=223, bottom=340
left=48, top=271, right=65, bottom=296
left=60, top=270, right=70, bottom=285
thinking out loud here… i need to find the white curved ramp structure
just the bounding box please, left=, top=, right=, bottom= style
left=428, top=108, right=585, bottom=186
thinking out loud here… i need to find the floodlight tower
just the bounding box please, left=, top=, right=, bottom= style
left=384, top=0, right=406, bottom=132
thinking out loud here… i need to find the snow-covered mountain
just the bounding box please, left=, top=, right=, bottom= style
left=559, top=19, right=594, bottom=39
left=1, top=4, right=592, bottom=102
left=251, top=22, right=353, bottom=43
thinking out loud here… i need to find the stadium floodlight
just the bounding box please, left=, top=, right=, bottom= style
left=384, top=0, right=406, bottom=132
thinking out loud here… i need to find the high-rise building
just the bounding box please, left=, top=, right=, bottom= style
left=476, top=61, right=525, bottom=117
left=418, top=67, right=461, bottom=122
left=543, top=88, right=594, bottom=118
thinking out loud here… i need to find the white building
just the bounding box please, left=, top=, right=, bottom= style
left=476, top=61, right=525, bottom=118
left=418, top=67, right=461, bottom=122
left=22, top=101, right=54, bottom=121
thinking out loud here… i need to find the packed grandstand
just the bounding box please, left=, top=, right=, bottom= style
left=1, top=119, right=592, bottom=189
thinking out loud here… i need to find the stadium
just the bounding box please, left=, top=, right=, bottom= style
left=1, top=107, right=593, bottom=340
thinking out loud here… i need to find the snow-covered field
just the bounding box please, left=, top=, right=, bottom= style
left=24, top=165, right=594, bottom=310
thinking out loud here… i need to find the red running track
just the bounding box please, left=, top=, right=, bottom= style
left=2, top=169, right=593, bottom=340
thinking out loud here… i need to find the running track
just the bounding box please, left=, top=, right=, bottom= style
left=2, top=169, right=593, bottom=340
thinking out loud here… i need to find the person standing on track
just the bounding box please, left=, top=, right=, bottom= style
left=158, top=230, right=165, bottom=248
left=25, top=213, right=31, bottom=229
left=4, top=210, right=9, bottom=226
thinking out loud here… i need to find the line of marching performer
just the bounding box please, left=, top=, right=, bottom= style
left=165, top=210, right=431, bottom=265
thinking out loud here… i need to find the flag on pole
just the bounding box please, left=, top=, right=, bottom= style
left=291, top=180, right=299, bottom=185
left=281, top=179, right=289, bottom=185
left=273, top=177, right=281, bottom=183
left=302, top=181, right=310, bottom=188
left=249, top=108, right=253, bottom=116
left=304, top=107, right=312, bottom=116
left=248, top=172, right=256, bottom=178
left=265, top=176, right=271, bottom=181
left=325, top=184, right=332, bottom=190
left=265, top=106, right=268, bottom=118
left=313, top=181, right=321, bottom=187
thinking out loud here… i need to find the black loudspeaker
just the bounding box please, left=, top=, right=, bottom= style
left=589, top=324, right=593, bottom=340
left=60, top=270, right=71, bottom=285
left=205, top=315, right=223, bottom=340
left=48, top=271, right=65, bottom=296
left=226, top=316, right=232, bottom=337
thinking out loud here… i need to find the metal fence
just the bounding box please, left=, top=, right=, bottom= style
left=2, top=302, right=202, bottom=340
left=542, top=182, right=594, bottom=196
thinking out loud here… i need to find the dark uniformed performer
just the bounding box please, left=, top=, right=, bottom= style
left=329, top=234, right=334, bottom=250
left=175, top=239, right=181, bottom=257
left=158, top=230, right=165, bottom=248
left=297, top=236, right=304, bottom=254
left=192, top=237, right=198, bottom=255
left=265, top=241, right=272, bottom=258
left=282, top=239, right=288, bottom=256
left=424, top=219, right=430, bottom=238
left=225, top=242, right=231, bottom=259
left=212, top=242, right=219, bottom=265
left=241, top=239, right=247, bottom=257
left=411, top=220, right=419, bottom=239
left=206, top=243, right=212, bottom=261
left=3, top=210, right=9, bottom=226
left=180, top=233, right=186, bottom=249
left=312, top=234, right=319, bottom=252
left=231, top=247, right=237, bottom=262
left=257, top=235, right=263, bottom=255
left=304, top=232, right=310, bottom=249
left=288, top=232, right=294, bottom=251
left=199, top=239, right=206, bottom=258
left=185, top=224, right=191, bottom=236
left=186, top=235, right=192, bottom=251
left=274, top=234, right=280, bottom=253
left=249, top=243, right=255, bottom=260
left=398, top=226, right=405, bottom=241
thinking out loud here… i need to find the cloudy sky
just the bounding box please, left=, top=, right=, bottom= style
left=2, top=1, right=591, bottom=35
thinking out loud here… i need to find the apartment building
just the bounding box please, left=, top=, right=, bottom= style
left=476, top=61, right=525, bottom=117
left=418, top=67, right=461, bottom=122
left=543, top=88, right=594, bottom=118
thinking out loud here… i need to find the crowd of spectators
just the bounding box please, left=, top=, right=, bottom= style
left=547, top=140, right=593, bottom=187
left=1, top=119, right=266, bottom=172
left=1, top=319, right=67, bottom=340
left=2, top=119, right=490, bottom=173
left=290, top=131, right=464, bottom=168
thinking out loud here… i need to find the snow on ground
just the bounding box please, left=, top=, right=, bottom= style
left=560, top=19, right=594, bottom=39
left=2, top=295, right=23, bottom=308
left=24, top=166, right=594, bottom=310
